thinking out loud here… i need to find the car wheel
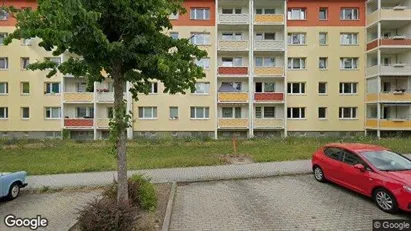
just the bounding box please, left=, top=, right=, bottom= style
left=373, top=188, right=399, bottom=214
left=313, top=166, right=326, bottom=182
left=7, top=183, right=20, bottom=200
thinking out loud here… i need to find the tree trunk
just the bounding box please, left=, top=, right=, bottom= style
left=113, top=75, right=129, bottom=203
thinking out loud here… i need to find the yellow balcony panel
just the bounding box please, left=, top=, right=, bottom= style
left=366, top=10, right=379, bottom=26
left=255, top=14, right=284, bottom=24
left=96, top=118, right=110, bottom=128
left=218, top=118, right=248, bottom=128
left=366, top=94, right=378, bottom=102
left=380, top=93, right=411, bottom=102
left=380, top=120, right=411, bottom=129
left=254, top=67, right=284, bottom=76
left=366, top=119, right=378, bottom=128
left=218, top=40, right=249, bottom=51
left=380, top=9, right=411, bottom=21
left=64, top=92, right=93, bottom=102
left=254, top=119, right=284, bottom=128
left=218, top=92, right=248, bottom=103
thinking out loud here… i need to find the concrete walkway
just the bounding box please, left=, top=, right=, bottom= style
left=26, top=154, right=411, bottom=189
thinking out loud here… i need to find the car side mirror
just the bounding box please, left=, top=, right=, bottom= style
left=354, top=164, right=366, bottom=172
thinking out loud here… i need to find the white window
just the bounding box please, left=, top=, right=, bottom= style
left=287, top=33, right=306, bottom=45
left=150, top=82, right=158, bottom=94
left=21, top=107, right=30, bottom=119
left=318, top=107, right=327, bottom=119
left=339, top=82, right=358, bottom=94
left=196, top=58, right=210, bottom=69
left=169, top=107, right=178, bottom=119
left=22, top=38, right=32, bottom=46
left=222, top=82, right=242, bottom=91
left=319, top=57, right=328, bottom=69
left=169, top=12, right=179, bottom=20
left=255, top=32, right=275, bottom=40
left=287, top=82, right=306, bottom=94
left=190, top=8, right=210, bottom=20
left=45, top=82, right=61, bottom=94
left=0, top=82, right=8, bottom=94
left=319, top=8, right=328, bottom=20
left=0, top=9, right=8, bottom=20
left=190, top=107, right=209, bottom=119
left=287, top=8, right=306, bottom=20
left=45, top=107, right=61, bottom=119
left=138, top=107, right=157, bottom=119
left=192, top=82, right=210, bottom=94
left=170, top=32, right=179, bottom=40
left=76, top=107, right=94, bottom=118
left=256, top=9, right=276, bottom=15
left=340, top=33, right=358, bottom=45
left=0, top=33, right=7, bottom=44
left=0, top=107, right=8, bottom=119
left=21, top=82, right=30, bottom=94
left=339, top=107, right=357, bottom=119
left=0, top=57, right=8, bottom=69
left=287, top=107, right=306, bottom=119
left=222, top=9, right=242, bottom=14
left=255, top=57, right=275, bottom=67
left=340, top=58, right=358, bottom=70
left=222, top=57, right=242, bottom=66
left=46, top=57, right=61, bottom=65
left=190, top=33, right=210, bottom=45
left=222, top=32, right=242, bottom=41
left=319, top=32, right=328, bottom=45
left=21, top=57, right=30, bottom=69
left=318, top=82, right=327, bottom=94
left=255, top=107, right=275, bottom=118
left=288, top=58, right=306, bottom=70
left=222, top=107, right=242, bottom=118
left=255, top=82, right=275, bottom=93
left=341, top=8, right=358, bottom=20
left=77, top=82, right=87, bottom=92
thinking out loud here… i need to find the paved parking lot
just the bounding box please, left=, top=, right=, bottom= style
left=170, top=175, right=410, bottom=231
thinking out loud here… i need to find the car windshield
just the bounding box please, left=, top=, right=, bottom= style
left=361, top=150, right=411, bottom=171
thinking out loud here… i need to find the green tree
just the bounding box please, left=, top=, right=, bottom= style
left=2, top=0, right=206, bottom=203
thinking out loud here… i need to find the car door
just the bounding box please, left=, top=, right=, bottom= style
left=340, top=150, right=373, bottom=195
left=322, top=147, right=344, bottom=183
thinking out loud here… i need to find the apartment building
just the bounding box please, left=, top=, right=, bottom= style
left=0, top=0, right=410, bottom=140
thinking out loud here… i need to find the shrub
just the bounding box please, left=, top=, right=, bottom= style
left=77, top=198, right=139, bottom=231
left=103, top=178, right=142, bottom=208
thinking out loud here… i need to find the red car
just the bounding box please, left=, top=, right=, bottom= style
left=312, top=143, right=411, bottom=214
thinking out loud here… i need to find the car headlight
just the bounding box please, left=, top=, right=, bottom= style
left=403, top=185, right=411, bottom=193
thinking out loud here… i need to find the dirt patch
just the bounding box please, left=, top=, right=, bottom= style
left=219, top=154, right=254, bottom=165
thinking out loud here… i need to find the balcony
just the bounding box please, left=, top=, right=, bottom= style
left=380, top=119, right=411, bottom=130
left=367, top=8, right=411, bottom=26
left=366, top=93, right=378, bottom=102
left=64, top=118, right=93, bottom=128
left=367, top=65, right=411, bottom=77
left=254, top=40, right=284, bottom=51
left=218, top=118, right=249, bottom=128
left=96, top=92, right=127, bottom=102
left=218, top=14, right=249, bottom=24
left=380, top=92, right=411, bottom=102
left=64, top=92, right=93, bottom=103
left=254, top=93, right=284, bottom=102
left=218, top=40, right=249, bottom=51
left=254, top=14, right=284, bottom=24
left=367, top=38, right=411, bottom=51
left=218, top=66, right=248, bottom=76
left=254, top=118, right=284, bottom=129
left=366, top=119, right=378, bottom=128
left=96, top=118, right=110, bottom=129
left=254, top=67, right=284, bottom=76
left=218, top=92, right=249, bottom=103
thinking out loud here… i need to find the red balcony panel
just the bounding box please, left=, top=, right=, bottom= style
left=367, top=40, right=378, bottom=51
left=380, top=39, right=411, bottom=46
left=64, top=119, right=93, bottom=127
left=218, top=67, right=248, bottom=75
left=255, top=93, right=284, bottom=102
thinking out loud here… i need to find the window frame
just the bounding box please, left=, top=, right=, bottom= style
left=340, top=58, right=359, bottom=70
left=21, top=107, right=30, bottom=120
left=0, top=33, right=7, bottom=45
left=190, top=107, right=210, bottom=119
left=256, top=8, right=276, bottom=15
left=318, top=107, right=327, bottom=119
left=45, top=107, right=61, bottom=119
left=287, top=33, right=306, bottom=45
left=318, top=82, right=327, bottom=95
left=221, top=32, right=243, bottom=41
left=319, top=8, right=328, bottom=20
left=45, top=82, right=61, bottom=94
left=190, top=33, right=210, bottom=45
left=287, top=107, right=306, bottom=119
left=255, top=32, right=276, bottom=41
left=288, top=58, right=306, bottom=70
left=21, top=82, right=30, bottom=95
left=170, top=32, right=179, bottom=40
left=192, top=82, right=210, bottom=94
left=0, top=57, right=9, bottom=70
left=255, top=57, right=276, bottom=67
left=340, top=33, right=358, bottom=45
left=0, top=107, right=8, bottom=119
left=340, top=8, right=359, bottom=20
left=138, top=107, right=158, bottom=119
left=169, top=107, right=179, bottom=120
left=196, top=58, right=210, bottom=69
left=0, top=82, right=8, bottom=94
left=339, top=107, right=358, bottom=119
left=0, top=9, right=8, bottom=20
left=190, top=8, right=210, bottom=20
left=169, top=12, right=179, bottom=20
left=149, top=82, right=158, bottom=94
left=319, top=57, right=328, bottom=70
left=287, top=8, right=306, bottom=20
left=319, top=32, right=328, bottom=45
left=339, top=82, right=358, bottom=94
left=222, top=107, right=242, bottom=118
left=287, top=82, right=306, bottom=94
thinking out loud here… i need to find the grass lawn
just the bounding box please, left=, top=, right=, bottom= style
left=1, top=136, right=411, bottom=175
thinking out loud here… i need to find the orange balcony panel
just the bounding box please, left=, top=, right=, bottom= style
left=218, top=119, right=248, bottom=128
left=366, top=119, right=378, bottom=128
left=367, top=40, right=378, bottom=51
left=218, top=92, right=248, bottom=103
left=254, top=93, right=284, bottom=102
left=380, top=120, right=411, bottom=129
left=64, top=119, right=93, bottom=127
left=380, top=93, right=411, bottom=102
left=254, top=119, right=284, bottom=128
left=380, top=39, right=411, bottom=46
left=218, top=67, right=248, bottom=75
left=64, top=92, right=93, bottom=102
left=366, top=94, right=378, bottom=102
left=255, top=14, right=284, bottom=24
left=96, top=119, right=110, bottom=128
left=254, top=67, right=283, bottom=76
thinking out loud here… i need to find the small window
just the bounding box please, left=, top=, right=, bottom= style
left=196, top=58, right=210, bottom=69
left=170, top=107, right=178, bottom=119
left=0, top=9, right=9, bottom=20
left=324, top=148, right=343, bottom=161
left=21, top=57, right=30, bottom=69
left=46, top=57, right=61, bottom=65
left=190, top=107, right=210, bottom=119
left=222, top=107, right=242, bottom=118
left=192, top=82, right=210, bottom=94
left=21, top=107, right=30, bottom=119
left=255, top=57, right=275, bottom=67
left=263, top=107, right=275, bottom=118
left=21, top=82, right=30, bottom=94
left=150, top=82, right=158, bottom=94
left=190, top=8, right=210, bottom=20
left=288, top=58, right=306, bottom=70
left=0, top=57, right=8, bottom=70
left=0, top=107, right=8, bottom=119
left=45, top=82, right=61, bottom=94
left=287, top=8, right=306, bottom=20
left=318, top=107, right=327, bottom=119
left=319, top=32, right=328, bottom=45
left=45, top=107, right=61, bottom=119
left=138, top=107, right=157, bottom=119
left=190, top=33, right=210, bottom=45
left=318, top=82, right=327, bottom=94
left=339, top=82, right=358, bottom=94
left=340, top=33, right=358, bottom=45
left=255, top=107, right=262, bottom=118
left=169, top=12, right=179, bottom=20
left=21, top=38, right=32, bottom=46
left=222, top=32, right=242, bottom=41
left=0, top=82, right=8, bottom=94
left=340, top=58, right=358, bottom=70
left=319, top=8, right=328, bottom=20
left=287, top=33, right=306, bottom=45
left=255, top=82, right=275, bottom=93
left=0, top=33, right=7, bottom=45
left=339, top=107, right=358, bottom=119
left=256, top=32, right=275, bottom=40
left=341, top=8, right=359, bottom=20
left=319, top=57, right=328, bottom=69
left=287, top=107, right=306, bottom=119
left=170, top=32, right=179, bottom=40
left=222, top=57, right=242, bottom=67
left=287, top=82, right=305, bottom=94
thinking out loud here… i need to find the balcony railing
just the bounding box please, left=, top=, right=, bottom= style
left=366, top=37, right=411, bottom=51
left=64, top=118, right=93, bottom=128
left=254, top=93, right=284, bottom=102
left=218, top=118, right=249, bottom=128
left=254, top=40, right=284, bottom=51
left=96, top=118, right=110, bottom=128
left=96, top=92, right=127, bottom=102
left=366, top=64, right=411, bottom=76
left=254, top=67, right=284, bottom=76
left=218, top=14, right=249, bottom=24
left=366, top=93, right=378, bottom=102
left=254, top=14, right=284, bottom=24
left=218, top=92, right=249, bottom=103
left=380, top=92, right=411, bottom=101
left=64, top=92, right=93, bottom=103
left=218, top=40, right=249, bottom=51
left=366, top=118, right=411, bottom=129
left=367, top=8, right=411, bottom=26
left=218, top=66, right=248, bottom=75
left=254, top=118, right=284, bottom=129
left=366, top=119, right=378, bottom=128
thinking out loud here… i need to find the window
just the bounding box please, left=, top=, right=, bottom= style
left=138, top=107, right=157, bottom=119
left=319, top=32, right=328, bottom=45
left=21, top=82, right=30, bottom=94
left=255, top=107, right=275, bottom=118
left=0, top=107, right=8, bottom=119
left=319, top=8, right=328, bottom=20
left=190, top=33, right=210, bottom=45
left=319, top=57, right=328, bottom=69
left=343, top=151, right=363, bottom=165
left=0, top=82, right=8, bottom=94
left=190, top=8, right=210, bottom=20
left=341, top=8, right=358, bottom=20
left=255, top=57, right=275, bottom=67
left=287, top=107, right=306, bottom=119
left=340, top=58, right=358, bottom=69
left=288, top=58, right=306, bottom=70
left=222, top=33, right=242, bottom=41
left=255, top=32, right=275, bottom=40
left=192, top=82, right=210, bottom=94
left=169, top=107, right=178, bottom=119
left=340, top=82, right=358, bottom=94
left=339, top=107, right=357, bottom=119
left=222, top=107, right=241, bottom=118
left=288, top=8, right=306, bottom=20
left=318, top=82, right=327, bottom=94
left=222, top=57, right=242, bottom=66
left=45, top=82, right=61, bottom=94
left=0, top=9, right=8, bottom=20
left=318, top=107, right=327, bottom=119
left=196, top=58, right=210, bottom=69
left=287, top=33, right=306, bottom=45
left=46, top=57, right=61, bottom=66
left=77, top=82, right=87, bottom=92
left=150, top=82, right=158, bottom=94
left=287, top=82, right=305, bottom=94
left=324, top=148, right=343, bottom=161
left=107, top=107, right=114, bottom=118
left=256, top=9, right=276, bottom=14
left=169, top=12, right=179, bottom=20
left=170, top=32, right=179, bottom=40
left=190, top=107, right=209, bottom=119
left=0, top=33, right=7, bottom=44
left=0, top=57, right=8, bottom=69
left=21, top=57, right=30, bottom=69
left=222, top=9, right=242, bottom=14
left=45, top=107, right=61, bottom=119
left=21, top=107, right=30, bottom=119
left=340, top=33, right=358, bottom=45
left=76, top=107, right=94, bottom=118
left=22, top=38, right=32, bottom=46
left=255, top=82, right=275, bottom=93
left=222, top=82, right=242, bottom=91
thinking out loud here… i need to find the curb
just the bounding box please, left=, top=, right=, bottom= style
left=162, top=182, right=177, bottom=231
